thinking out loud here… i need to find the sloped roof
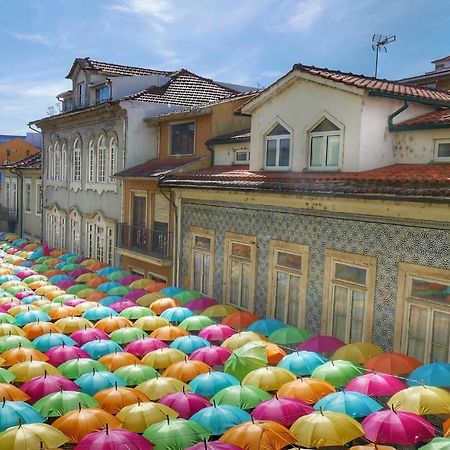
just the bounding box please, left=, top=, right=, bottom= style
left=396, top=109, right=450, bottom=127
left=206, top=129, right=251, bottom=145
left=1, top=151, right=41, bottom=170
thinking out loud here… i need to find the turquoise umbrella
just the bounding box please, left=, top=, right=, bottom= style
left=15, top=310, right=51, bottom=327
left=0, top=400, right=46, bottom=431
left=169, top=336, right=210, bottom=355
left=83, top=306, right=118, bottom=321
left=314, top=391, right=383, bottom=418
left=278, top=351, right=328, bottom=376
left=189, top=372, right=240, bottom=398
left=98, top=282, right=122, bottom=293
left=160, top=287, right=185, bottom=297
left=99, top=296, right=123, bottom=307
left=0, top=313, right=15, bottom=324
left=247, top=318, right=288, bottom=336
left=33, top=333, right=76, bottom=352
left=408, top=363, right=450, bottom=387
left=81, top=339, right=123, bottom=359
left=75, top=371, right=126, bottom=396
left=97, top=267, right=121, bottom=276
left=22, top=295, right=47, bottom=305
left=48, top=275, right=72, bottom=283
left=0, top=275, right=19, bottom=284
left=161, top=307, right=195, bottom=324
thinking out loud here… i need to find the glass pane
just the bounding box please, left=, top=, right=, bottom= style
left=431, top=311, right=450, bottom=363
left=311, top=118, right=340, bottom=132
left=326, top=135, right=340, bottom=166
left=275, top=271, right=288, bottom=321
left=231, top=243, right=251, bottom=259
left=279, top=139, right=290, bottom=166
left=350, top=290, right=365, bottom=342
left=194, top=235, right=211, bottom=250
left=277, top=251, right=301, bottom=271
left=268, top=123, right=290, bottom=136
left=437, top=143, right=450, bottom=158
left=203, top=254, right=210, bottom=294
left=229, top=260, right=241, bottom=306
left=287, top=274, right=301, bottom=326
left=310, top=136, right=323, bottom=166
left=410, top=278, right=450, bottom=306
left=332, top=285, right=348, bottom=341
left=171, top=122, right=195, bottom=155
left=335, top=263, right=367, bottom=286
left=266, top=140, right=277, bottom=166
left=193, top=251, right=202, bottom=291
left=407, top=305, right=428, bottom=362
left=241, top=263, right=250, bottom=309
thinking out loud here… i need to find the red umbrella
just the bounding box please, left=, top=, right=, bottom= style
left=74, top=427, right=154, bottom=450
left=159, top=391, right=211, bottom=419
left=189, top=346, right=232, bottom=366
left=184, top=297, right=219, bottom=312
left=109, top=301, right=136, bottom=313
left=124, top=338, right=168, bottom=358
left=362, top=409, right=435, bottom=445
left=298, top=335, right=346, bottom=353
left=70, top=329, right=110, bottom=346
left=21, top=374, right=80, bottom=402
left=199, top=325, right=236, bottom=342
left=345, top=372, right=406, bottom=397
left=45, top=345, right=90, bottom=366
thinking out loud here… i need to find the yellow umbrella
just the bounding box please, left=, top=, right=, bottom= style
left=54, top=317, right=94, bottom=333
left=8, top=361, right=60, bottom=382
left=134, top=316, right=169, bottom=332
left=130, top=279, right=154, bottom=289
left=34, top=285, right=60, bottom=295
left=331, top=343, right=383, bottom=365
left=136, top=376, right=190, bottom=400
left=202, top=304, right=238, bottom=317
left=136, top=293, right=165, bottom=307
left=388, top=385, right=450, bottom=415
left=242, top=366, right=296, bottom=391
left=222, top=331, right=266, bottom=351
left=117, top=401, right=178, bottom=433
left=0, top=324, right=26, bottom=337
left=8, top=305, right=40, bottom=316
left=0, top=281, right=24, bottom=289
left=142, top=348, right=186, bottom=370
left=290, top=410, right=364, bottom=448
left=28, top=281, right=50, bottom=290
left=350, top=445, right=396, bottom=450
left=0, top=423, right=69, bottom=450
left=74, top=301, right=100, bottom=313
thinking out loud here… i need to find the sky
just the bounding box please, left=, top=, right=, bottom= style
left=1, top=0, right=450, bottom=134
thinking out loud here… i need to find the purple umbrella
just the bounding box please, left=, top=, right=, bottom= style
left=74, top=257, right=88, bottom=264
left=16, top=270, right=38, bottom=279
left=184, top=297, right=219, bottom=312
left=199, top=325, right=236, bottom=342
left=298, top=335, right=346, bottom=353
left=123, top=289, right=147, bottom=302
left=109, top=300, right=136, bottom=313
left=159, top=391, right=211, bottom=419
left=14, top=291, right=34, bottom=300
left=45, top=345, right=90, bottom=366
left=70, top=329, right=110, bottom=346
left=189, top=346, right=232, bottom=366
left=124, top=338, right=168, bottom=358
left=119, top=275, right=142, bottom=286
left=74, top=428, right=154, bottom=450
left=345, top=372, right=406, bottom=397
left=69, top=267, right=90, bottom=278
left=64, top=298, right=86, bottom=307
left=20, top=374, right=80, bottom=402
left=186, top=442, right=242, bottom=450
left=55, top=279, right=77, bottom=290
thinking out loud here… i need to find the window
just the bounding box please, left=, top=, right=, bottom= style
left=46, top=206, right=66, bottom=249
left=4, top=177, right=17, bottom=213
left=434, top=140, right=450, bottom=162
left=46, top=144, right=53, bottom=181
left=97, top=136, right=106, bottom=183
left=96, top=85, right=110, bottom=103
left=223, top=232, right=256, bottom=311
left=24, top=179, right=32, bottom=214
left=265, top=123, right=291, bottom=169
left=78, top=82, right=86, bottom=107
left=35, top=180, right=42, bottom=215
left=109, top=136, right=117, bottom=182
left=322, top=250, right=376, bottom=343
left=170, top=122, right=195, bottom=155
left=68, top=208, right=81, bottom=255
left=61, top=142, right=67, bottom=182
left=190, top=227, right=215, bottom=296
left=85, top=213, right=115, bottom=264
left=88, top=139, right=95, bottom=183
left=396, top=263, right=450, bottom=363
left=309, top=118, right=342, bottom=169
left=72, top=138, right=81, bottom=182
left=53, top=142, right=61, bottom=181
left=234, top=150, right=250, bottom=163
left=268, top=241, right=309, bottom=327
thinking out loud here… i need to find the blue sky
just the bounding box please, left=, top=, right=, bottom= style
left=1, top=0, right=450, bottom=134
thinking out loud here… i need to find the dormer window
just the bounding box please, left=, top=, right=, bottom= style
left=77, top=82, right=86, bottom=107
left=96, top=85, right=110, bottom=103
left=309, top=117, right=342, bottom=170
left=434, top=140, right=450, bottom=162
left=265, top=123, right=290, bottom=169
left=170, top=122, right=195, bottom=155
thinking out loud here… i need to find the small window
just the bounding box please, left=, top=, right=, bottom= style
left=234, top=150, right=250, bottom=163
left=96, top=85, right=110, bottom=103
left=109, top=136, right=117, bottom=182
left=309, top=117, right=341, bottom=170
left=265, top=123, right=290, bottom=169
left=35, top=181, right=42, bottom=215
left=72, top=138, right=82, bottom=182
left=190, top=227, right=215, bottom=296
left=170, top=122, right=195, bottom=155
left=78, top=82, right=86, bottom=107
left=87, top=139, right=95, bottom=183
left=24, top=180, right=32, bottom=213
left=434, top=140, right=450, bottom=162
left=97, top=136, right=106, bottom=183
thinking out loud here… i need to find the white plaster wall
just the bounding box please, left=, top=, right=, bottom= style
left=112, top=75, right=170, bottom=100
left=214, top=142, right=250, bottom=165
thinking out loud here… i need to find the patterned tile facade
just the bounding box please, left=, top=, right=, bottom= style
left=180, top=200, right=450, bottom=350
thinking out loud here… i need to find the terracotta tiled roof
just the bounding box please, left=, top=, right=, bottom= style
left=293, top=64, right=450, bottom=103
left=1, top=151, right=41, bottom=170
left=396, top=109, right=450, bottom=127
left=0, top=139, right=40, bottom=167
left=160, top=164, right=450, bottom=200
left=114, top=156, right=202, bottom=178
left=66, top=57, right=172, bottom=79
left=206, top=129, right=251, bottom=145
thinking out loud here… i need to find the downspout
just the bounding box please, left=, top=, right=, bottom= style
left=118, top=114, right=127, bottom=267
left=10, top=168, right=23, bottom=236
left=206, top=144, right=215, bottom=165
left=388, top=100, right=409, bottom=131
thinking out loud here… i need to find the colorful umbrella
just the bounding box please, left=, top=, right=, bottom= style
left=129, top=278, right=154, bottom=289
left=189, top=371, right=239, bottom=398
left=93, top=385, right=149, bottom=414
left=33, top=390, right=99, bottom=417
left=98, top=352, right=141, bottom=371
left=136, top=376, right=189, bottom=401
left=83, top=306, right=118, bottom=321
left=0, top=423, right=69, bottom=450
left=170, top=335, right=210, bottom=355
left=247, top=318, right=287, bottom=337
left=159, top=391, right=211, bottom=419
left=0, top=400, right=46, bottom=431
left=119, top=306, right=154, bottom=320
left=75, top=371, right=126, bottom=396
left=20, top=374, right=80, bottom=402
left=14, top=310, right=51, bottom=327
left=81, top=339, right=123, bottom=359
left=114, top=364, right=158, bottom=386
left=198, top=325, right=236, bottom=342
left=314, top=391, right=383, bottom=418
left=298, top=335, right=346, bottom=353
left=160, top=287, right=185, bottom=297
left=163, top=359, right=211, bottom=383
left=45, top=345, right=90, bottom=366
left=420, top=438, right=450, bottom=450
left=311, top=359, right=364, bottom=388
left=364, top=352, right=422, bottom=375
left=179, top=315, right=215, bottom=332
left=173, top=290, right=203, bottom=305
left=184, top=297, right=219, bottom=312
left=242, top=366, right=296, bottom=392
left=134, top=316, right=169, bottom=332
left=211, top=385, right=271, bottom=409
left=221, top=311, right=260, bottom=330
left=99, top=295, right=123, bottom=307
left=276, top=377, right=335, bottom=404
left=161, top=306, right=195, bottom=323
left=58, top=358, right=108, bottom=379
left=109, top=327, right=147, bottom=345
left=9, top=361, right=60, bottom=382
left=388, top=385, right=450, bottom=415
left=74, top=428, right=153, bottom=450
left=148, top=297, right=180, bottom=314
left=22, top=322, right=62, bottom=340
left=408, top=363, right=450, bottom=387
left=202, top=304, right=238, bottom=318
left=268, top=326, right=311, bottom=345
left=151, top=325, right=189, bottom=341
left=95, top=316, right=133, bottom=333
left=109, top=300, right=136, bottom=313
left=0, top=382, right=30, bottom=401
left=224, top=344, right=267, bottom=380
left=54, top=316, right=94, bottom=333
left=186, top=442, right=242, bottom=450
left=70, top=328, right=110, bottom=346
left=141, top=348, right=187, bottom=370
left=345, top=372, right=407, bottom=396
left=124, top=337, right=168, bottom=357
left=278, top=351, right=327, bottom=376
left=189, top=346, right=232, bottom=366
left=332, top=342, right=383, bottom=365
left=221, top=331, right=266, bottom=351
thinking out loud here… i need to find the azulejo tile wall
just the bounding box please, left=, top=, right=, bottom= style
left=180, top=200, right=450, bottom=350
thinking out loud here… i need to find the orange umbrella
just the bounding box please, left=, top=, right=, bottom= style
left=28, top=280, right=50, bottom=290
left=93, top=385, right=149, bottom=415
left=258, top=342, right=286, bottom=365
left=444, top=417, right=450, bottom=437
left=52, top=407, right=122, bottom=443
left=95, top=317, right=133, bottom=333
left=145, top=281, right=167, bottom=293
left=134, top=316, right=169, bottom=332
left=55, top=317, right=94, bottom=333
left=22, top=322, right=62, bottom=339
left=74, top=302, right=99, bottom=313
left=86, top=277, right=108, bottom=289
left=30, top=299, right=51, bottom=308
left=35, top=285, right=60, bottom=295
left=98, top=352, right=141, bottom=371
left=0, top=347, right=49, bottom=366
left=220, top=419, right=296, bottom=450
left=149, top=298, right=180, bottom=314
left=0, top=382, right=30, bottom=401
left=87, top=261, right=108, bottom=271
left=48, top=306, right=81, bottom=320
left=150, top=325, right=189, bottom=341
left=221, top=311, right=260, bottom=329
left=8, top=305, right=40, bottom=316
left=364, top=352, right=422, bottom=375
left=76, top=273, right=102, bottom=283
left=86, top=292, right=107, bottom=302
left=44, top=290, right=67, bottom=301
left=43, top=269, right=64, bottom=278
left=136, top=293, right=166, bottom=307
left=163, top=359, right=211, bottom=383
left=277, top=377, right=336, bottom=404
left=50, top=249, right=65, bottom=257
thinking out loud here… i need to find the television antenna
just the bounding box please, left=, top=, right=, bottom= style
left=372, top=34, right=396, bottom=78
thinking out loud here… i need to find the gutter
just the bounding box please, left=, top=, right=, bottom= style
left=369, top=90, right=450, bottom=108
left=387, top=100, right=409, bottom=132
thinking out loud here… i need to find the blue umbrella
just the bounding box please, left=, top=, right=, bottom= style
left=170, top=336, right=210, bottom=355
left=408, top=362, right=450, bottom=387
left=0, top=275, right=20, bottom=284
left=97, top=266, right=121, bottom=276
left=189, top=371, right=240, bottom=398
left=247, top=318, right=288, bottom=336
left=190, top=403, right=251, bottom=435
left=48, top=274, right=73, bottom=283
left=33, top=333, right=77, bottom=352
left=81, top=339, right=123, bottom=359
left=160, top=287, right=185, bottom=297
left=22, top=295, right=47, bottom=305
left=99, top=296, right=123, bottom=307
left=0, top=400, right=46, bottom=431
left=83, top=306, right=118, bottom=321
left=15, top=310, right=51, bottom=327
left=161, top=307, right=195, bottom=323
left=0, top=290, right=13, bottom=299
left=314, top=391, right=383, bottom=418
left=59, top=253, right=78, bottom=261
left=97, top=282, right=122, bottom=293
left=75, top=371, right=125, bottom=396
left=278, top=351, right=328, bottom=376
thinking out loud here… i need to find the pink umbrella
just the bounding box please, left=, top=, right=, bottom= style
left=189, top=346, right=232, bottom=366
left=124, top=338, right=168, bottom=358
left=123, top=289, right=147, bottom=302
left=70, top=329, right=110, bottom=346
left=70, top=267, right=90, bottom=278
left=65, top=298, right=87, bottom=307
left=298, top=335, right=346, bottom=353
left=184, top=297, right=219, bottom=312
left=186, top=442, right=242, bottom=450
left=21, top=374, right=80, bottom=402
left=15, top=291, right=34, bottom=300
left=362, top=409, right=435, bottom=445
left=74, top=257, right=88, bottom=264
left=45, top=345, right=90, bottom=366
left=199, top=325, right=236, bottom=341
left=109, top=300, right=136, bottom=313
left=74, top=428, right=154, bottom=450
left=4, top=301, right=21, bottom=310
left=17, top=270, right=38, bottom=279
left=119, top=275, right=142, bottom=286
left=56, top=279, right=77, bottom=289
left=345, top=372, right=406, bottom=397
left=252, top=396, right=313, bottom=427
left=159, top=391, right=211, bottom=419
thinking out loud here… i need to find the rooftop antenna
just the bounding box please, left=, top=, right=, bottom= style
left=372, top=34, right=396, bottom=78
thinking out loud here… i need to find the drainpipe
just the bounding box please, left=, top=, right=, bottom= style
left=206, top=144, right=215, bottom=165
left=387, top=100, right=409, bottom=131
left=10, top=167, right=23, bottom=236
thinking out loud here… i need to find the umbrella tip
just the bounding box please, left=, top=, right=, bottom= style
left=319, top=406, right=324, bottom=416
left=166, top=414, right=170, bottom=425
left=105, top=423, right=109, bottom=435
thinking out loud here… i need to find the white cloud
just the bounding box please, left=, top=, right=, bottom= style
left=11, top=32, right=53, bottom=46
left=109, top=0, right=176, bottom=26
left=287, top=0, right=324, bottom=31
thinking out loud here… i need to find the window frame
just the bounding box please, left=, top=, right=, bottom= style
left=264, top=123, right=291, bottom=170
left=84, top=212, right=115, bottom=264
left=96, top=85, right=110, bottom=103
left=189, top=227, right=215, bottom=296
left=72, top=137, right=82, bottom=184
left=322, top=249, right=377, bottom=342
left=97, top=135, right=107, bottom=183
left=169, top=121, right=196, bottom=156
left=87, top=139, right=95, bottom=184
left=35, top=180, right=42, bottom=216
left=23, top=178, right=32, bottom=214
left=108, top=136, right=117, bottom=183
left=434, top=139, right=450, bottom=162
left=234, top=149, right=250, bottom=164
left=267, top=240, right=309, bottom=328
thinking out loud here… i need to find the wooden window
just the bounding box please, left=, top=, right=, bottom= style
left=72, top=138, right=81, bottom=182
left=61, top=142, right=67, bottom=182
left=70, top=218, right=81, bottom=255
left=35, top=180, right=42, bottom=216
left=97, top=136, right=106, bottom=183
left=190, top=227, right=215, bottom=296
left=223, top=232, right=256, bottom=311
left=396, top=263, right=450, bottom=363
left=24, top=179, right=32, bottom=213
left=170, top=122, right=195, bottom=155
left=109, top=136, right=117, bottom=183
left=322, top=249, right=377, bottom=342
left=268, top=240, right=309, bottom=327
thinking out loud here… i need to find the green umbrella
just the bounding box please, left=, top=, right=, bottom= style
left=34, top=390, right=99, bottom=417
left=23, top=275, right=48, bottom=284
left=106, top=270, right=129, bottom=281
left=311, top=359, right=364, bottom=388
left=59, top=263, right=82, bottom=272
left=32, top=265, right=51, bottom=274
left=268, top=326, right=311, bottom=345
left=108, top=286, right=131, bottom=296
left=109, top=327, right=147, bottom=345
left=420, top=437, right=450, bottom=450
left=173, top=290, right=203, bottom=305
left=6, top=286, right=29, bottom=295
left=58, top=358, right=108, bottom=379
left=0, top=292, right=13, bottom=299
left=0, top=335, right=34, bottom=352
left=50, top=294, right=77, bottom=304
left=66, top=284, right=87, bottom=295
left=143, top=417, right=210, bottom=450
left=0, top=368, right=15, bottom=383
left=114, top=364, right=159, bottom=386
left=0, top=313, right=15, bottom=324
left=119, top=306, right=154, bottom=320
left=224, top=344, right=267, bottom=380
left=76, top=288, right=98, bottom=299
left=35, top=257, right=50, bottom=264
left=211, top=384, right=272, bottom=409
left=178, top=315, right=215, bottom=332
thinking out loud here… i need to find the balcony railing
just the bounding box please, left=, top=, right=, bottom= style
left=116, top=223, right=172, bottom=259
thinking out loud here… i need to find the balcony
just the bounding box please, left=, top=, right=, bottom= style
left=116, top=223, right=172, bottom=260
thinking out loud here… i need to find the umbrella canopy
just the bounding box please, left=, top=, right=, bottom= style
left=362, top=409, right=435, bottom=445
left=242, top=366, right=296, bottom=391
left=135, top=316, right=169, bottom=332
left=179, top=315, right=215, bottom=332
left=160, top=286, right=185, bottom=296
left=33, top=390, right=99, bottom=417
left=291, top=410, right=364, bottom=448
left=173, top=290, right=203, bottom=305
left=186, top=442, right=242, bottom=450
left=20, top=374, right=80, bottom=402
left=69, top=328, right=110, bottom=347
left=58, top=358, right=108, bottom=379
left=0, top=382, right=30, bottom=401
left=221, top=331, right=266, bottom=351
left=93, top=385, right=149, bottom=415
left=184, top=297, right=219, bottom=312
left=81, top=339, right=123, bottom=359
left=0, top=347, right=48, bottom=366
left=149, top=297, right=181, bottom=314
left=388, top=385, right=450, bottom=415
left=0, top=423, right=69, bottom=450
left=99, top=296, right=123, bottom=307
left=277, top=377, right=336, bottom=404
left=74, top=428, right=153, bottom=450
left=202, top=304, right=238, bottom=318
left=220, top=419, right=295, bottom=450
left=268, top=326, right=311, bottom=345
left=54, top=317, right=94, bottom=334
left=45, top=345, right=90, bottom=366
left=124, top=337, right=167, bottom=357
left=163, top=359, right=211, bottom=383
left=161, top=307, right=195, bottom=323
left=119, top=306, right=154, bottom=320
left=420, top=438, right=450, bottom=450
left=109, top=327, right=147, bottom=345
left=170, top=336, right=210, bottom=355
left=159, top=391, right=211, bottom=419
left=98, top=352, right=141, bottom=371
left=364, top=352, right=421, bottom=375
left=75, top=371, right=125, bottom=396
left=9, top=361, right=60, bottom=382
left=189, top=346, right=232, bottom=366
left=198, top=325, right=236, bottom=342
left=408, top=363, right=450, bottom=387
left=345, top=372, right=407, bottom=396
left=332, top=342, right=384, bottom=365
left=14, top=310, right=51, bottom=326
left=311, top=359, right=364, bottom=388
left=151, top=325, right=189, bottom=342
left=247, top=318, right=287, bottom=337
left=141, top=348, right=186, bottom=370
left=278, top=351, right=327, bottom=376
left=0, top=400, right=46, bottom=431
left=224, top=344, right=267, bottom=380
left=221, top=311, right=259, bottom=329
left=22, top=322, right=62, bottom=340
left=189, top=371, right=239, bottom=398
left=95, top=316, right=133, bottom=333
left=298, top=335, right=346, bottom=353
left=211, top=385, right=272, bottom=409
left=136, top=376, right=189, bottom=401
left=129, top=278, right=153, bottom=289
left=114, top=364, right=158, bottom=386
left=83, top=306, right=118, bottom=321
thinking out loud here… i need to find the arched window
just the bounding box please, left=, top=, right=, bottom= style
left=108, top=136, right=117, bottom=183
left=47, top=144, right=53, bottom=181
left=61, top=142, right=67, bottom=182
left=265, top=123, right=291, bottom=169
left=53, top=142, right=61, bottom=181
left=88, top=139, right=95, bottom=183
left=72, top=138, right=81, bottom=182
left=97, top=135, right=106, bottom=183
left=308, top=117, right=342, bottom=169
